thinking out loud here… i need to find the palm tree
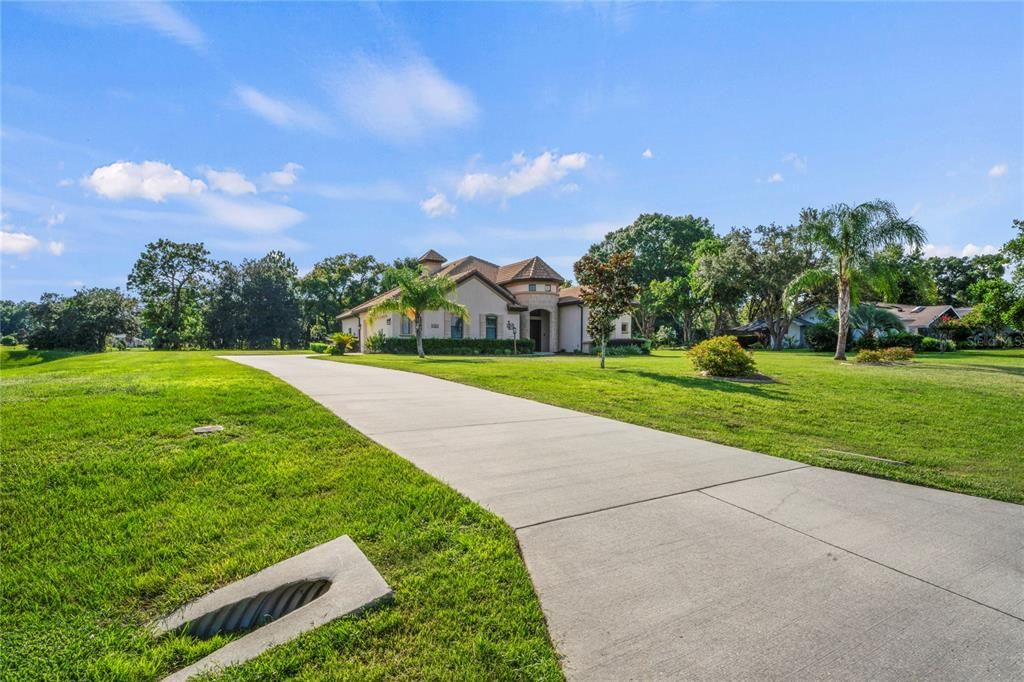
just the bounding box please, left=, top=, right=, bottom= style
left=849, top=303, right=906, bottom=340
left=368, top=267, right=469, bottom=358
left=790, top=200, right=925, bottom=360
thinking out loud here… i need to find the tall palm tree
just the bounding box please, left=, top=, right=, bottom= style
left=368, top=267, right=469, bottom=358
left=790, top=200, right=925, bottom=360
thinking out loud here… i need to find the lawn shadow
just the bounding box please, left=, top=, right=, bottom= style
left=941, top=363, right=1024, bottom=378
left=624, top=369, right=788, bottom=400
left=0, top=348, right=83, bottom=370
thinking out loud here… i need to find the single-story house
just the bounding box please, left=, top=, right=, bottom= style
left=338, top=250, right=632, bottom=353
left=733, top=303, right=970, bottom=348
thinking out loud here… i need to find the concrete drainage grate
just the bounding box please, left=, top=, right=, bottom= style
left=155, top=535, right=391, bottom=682
left=174, top=578, right=331, bottom=639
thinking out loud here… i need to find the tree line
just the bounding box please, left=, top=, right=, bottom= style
left=3, top=239, right=418, bottom=351
left=2, top=210, right=1021, bottom=354
left=587, top=209, right=1023, bottom=356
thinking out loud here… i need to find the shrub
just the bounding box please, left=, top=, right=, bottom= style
left=918, top=336, right=955, bottom=352
left=853, top=349, right=884, bottom=363
left=856, top=335, right=879, bottom=350
left=1, top=335, right=17, bottom=346
left=599, top=344, right=642, bottom=356
left=309, top=342, right=330, bottom=354
left=365, top=329, right=387, bottom=353
left=877, top=332, right=922, bottom=351
left=607, top=337, right=651, bottom=354
left=370, top=337, right=534, bottom=355
left=854, top=347, right=915, bottom=363
left=653, top=326, right=678, bottom=348
left=688, top=335, right=757, bottom=377
left=883, top=347, right=915, bottom=361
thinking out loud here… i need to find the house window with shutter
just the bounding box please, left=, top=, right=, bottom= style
left=485, top=315, right=498, bottom=339
left=451, top=317, right=463, bottom=339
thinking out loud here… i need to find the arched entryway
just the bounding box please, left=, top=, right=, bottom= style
left=529, top=309, right=551, bottom=352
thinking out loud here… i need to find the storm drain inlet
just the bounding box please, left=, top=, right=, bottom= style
left=176, top=578, right=331, bottom=638
left=155, top=536, right=391, bottom=681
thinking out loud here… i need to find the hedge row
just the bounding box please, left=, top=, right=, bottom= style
left=371, top=337, right=535, bottom=355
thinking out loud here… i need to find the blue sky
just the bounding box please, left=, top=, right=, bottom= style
left=2, top=1, right=1021, bottom=301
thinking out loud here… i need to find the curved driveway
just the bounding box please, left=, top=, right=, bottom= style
left=225, top=355, right=1024, bottom=680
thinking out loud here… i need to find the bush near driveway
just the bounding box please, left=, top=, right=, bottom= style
left=687, top=335, right=757, bottom=377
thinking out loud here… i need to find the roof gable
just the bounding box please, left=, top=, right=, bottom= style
left=496, top=256, right=564, bottom=284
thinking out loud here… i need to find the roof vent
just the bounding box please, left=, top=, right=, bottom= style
left=911, top=306, right=926, bottom=313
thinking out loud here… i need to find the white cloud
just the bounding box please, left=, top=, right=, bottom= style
left=204, top=169, right=257, bottom=195
left=457, top=151, right=590, bottom=201
left=45, top=210, right=66, bottom=227
left=57, top=178, right=74, bottom=187
left=419, top=192, right=456, bottom=218
left=263, top=162, right=303, bottom=189
left=82, top=161, right=206, bottom=202
left=782, top=152, right=807, bottom=171
left=988, top=163, right=1008, bottom=178
left=47, top=241, right=65, bottom=256
left=923, top=243, right=999, bottom=258
left=195, top=194, right=305, bottom=233
left=115, top=1, right=206, bottom=52
left=34, top=1, right=206, bottom=53
left=326, top=56, right=477, bottom=140
left=1, top=231, right=41, bottom=255
left=641, top=148, right=653, bottom=159
left=766, top=172, right=784, bottom=183
left=235, top=86, right=329, bottom=132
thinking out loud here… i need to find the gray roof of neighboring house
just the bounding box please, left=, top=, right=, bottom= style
left=338, top=253, right=566, bottom=319
left=872, top=303, right=958, bottom=329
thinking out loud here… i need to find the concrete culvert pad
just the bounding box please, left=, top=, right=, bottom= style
left=192, top=425, right=224, bottom=435
left=156, top=535, right=391, bottom=682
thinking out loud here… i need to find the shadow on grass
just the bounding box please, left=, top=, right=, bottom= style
left=942, top=363, right=1024, bottom=378
left=624, top=369, right=788, bottom=400
left=1, top=348, right=84, bottom=369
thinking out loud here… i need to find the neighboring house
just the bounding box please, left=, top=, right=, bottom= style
left=734, top=303, right=969, bottom=348
left=338, top=250, right=631, bottom=353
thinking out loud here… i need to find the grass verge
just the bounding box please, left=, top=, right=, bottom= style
left=1, top=349, right=561, bottom=680
left=326, top=349, right=1024, bottom=505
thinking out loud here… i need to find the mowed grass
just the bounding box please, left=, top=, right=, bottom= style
left=328, top=350, right=1024, bottom=505
left=0, top=349, right=561, bottom=681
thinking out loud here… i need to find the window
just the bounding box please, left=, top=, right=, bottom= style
left=451, top=317, right=463, bottom=339
left=621, top=322, right=628, bottom=333
left=485, top=315, right=498, bottom=339
left=528, top=283, right=537, bottom=292
left=400, top=317, right=412, bottom=336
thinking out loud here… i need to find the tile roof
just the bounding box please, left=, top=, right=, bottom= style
left=496, top=256, right=564, bottom=284
left=418, top=249, right=446, bottom=263
left=338, top=252, right=567, bottom=319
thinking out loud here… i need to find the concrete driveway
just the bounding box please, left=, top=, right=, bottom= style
left=224, top=355, right=1024, bottom=679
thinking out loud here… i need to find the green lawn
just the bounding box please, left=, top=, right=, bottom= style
left=327, top=349, right=1024, bottom=505
left=0, top=349, right=561, bottom=681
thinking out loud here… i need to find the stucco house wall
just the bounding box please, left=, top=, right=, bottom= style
left=558, top=303, right=632, bottom=353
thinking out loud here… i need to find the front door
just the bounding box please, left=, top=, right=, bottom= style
left=530, top=318, right=542, bottom=351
